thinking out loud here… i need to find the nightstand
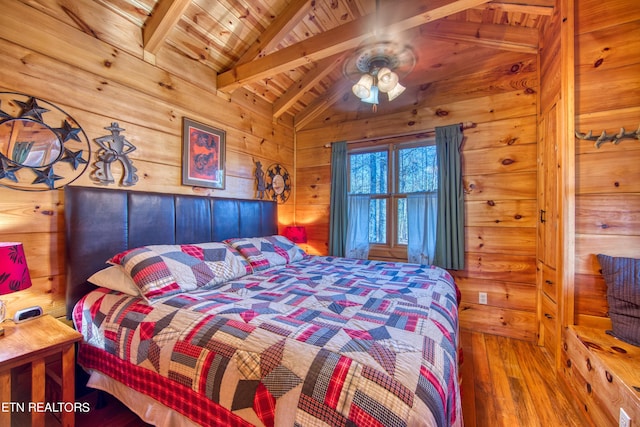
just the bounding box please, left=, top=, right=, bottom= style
left=0, top=314, right=82, bottom=427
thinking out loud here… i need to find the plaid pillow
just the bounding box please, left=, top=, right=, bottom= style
left=225, top=235, right=306, bottom=272
left=597, top=254, right=640, bottom=346
left=109, top=242, right=251, bottom=300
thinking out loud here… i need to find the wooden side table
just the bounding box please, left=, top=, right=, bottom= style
left=0, top=314, right=82, bottom=427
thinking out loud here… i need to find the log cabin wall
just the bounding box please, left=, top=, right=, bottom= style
left=0, top=0, right=294, bottom=320
left=1, top=0, right=637, bottom=342
left=573, top=0, right=640, bottom=327
left=296, top=53, right=540, bottom=340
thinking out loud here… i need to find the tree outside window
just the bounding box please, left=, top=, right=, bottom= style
left=348, top=141, right=437, bottom=250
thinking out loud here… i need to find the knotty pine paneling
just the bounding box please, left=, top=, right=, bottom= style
left=573, top=274, right=608, bottom=318
left=455, top=277, right=536, bottom=312
left=573, top=0, right=640, bottom=331
left=21, top=0, right=143, bottom=58
left=295, top=52, right=540, bottom=339
left=463, top=144, right=537, bottom=176
left=464, top=172, right=537, bottom=201
left=538, top=9, right=561, bottom=111
left=576, top=151, right=640, bottom=193
left=465, top=201, right=537, bottom=228
left=576, top=194, right=640, bottom=236
left=462, top=117, right=537, bottom=150
left=458, top=304, right=537, bottom=341
left=459, top=252, right=537, bottom=284
left=300, top=89, right=537, bottom=137
left=575, top=0, right=640, bottom=35
left=576, top=21, right=640, bottom=75
left=408, top=54, right=538, bottom=108
left=0, top=1, right=294, bottom=319
left=576, top=64, right=640, bottom=116
left=465, top=227, right=536, bottom=255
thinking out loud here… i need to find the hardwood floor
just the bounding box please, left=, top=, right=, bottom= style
left=75, top=391, right=151, bottom=427
left=73, top=331, right=586, bottom=426
left=460, top=329, right=585, bottom=427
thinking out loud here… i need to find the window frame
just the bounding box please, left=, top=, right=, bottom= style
left=347, top=138, right=436, bottom=259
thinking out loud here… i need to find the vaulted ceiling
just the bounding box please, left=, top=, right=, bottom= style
left=102, top=0, right=553, bottom=128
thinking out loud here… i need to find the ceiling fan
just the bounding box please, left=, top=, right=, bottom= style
left=342, top=0, right=417, bottom=111
left=343, top=40, right=416, bottom=111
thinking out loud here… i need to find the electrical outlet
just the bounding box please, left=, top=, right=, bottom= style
left=620, top=408, right=631, bottom=427
left=478, top=292, right=488, bottom=304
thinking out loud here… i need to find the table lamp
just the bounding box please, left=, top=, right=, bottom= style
left=0, top=242, right=33, bottom=336
left=283, top=226, right=308, bottom=244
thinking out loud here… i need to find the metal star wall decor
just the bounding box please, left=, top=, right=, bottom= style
left=0, top=92, right=91, bottom=191
left=265, top=163, right=292, bottom=203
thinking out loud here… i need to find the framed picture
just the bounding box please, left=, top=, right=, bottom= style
left=182, top=118, right=225, bottom=189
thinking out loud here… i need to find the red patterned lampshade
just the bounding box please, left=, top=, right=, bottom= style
left=283, top=226, right=308, bottom=244
left=0, top=242, right=32, bottom=295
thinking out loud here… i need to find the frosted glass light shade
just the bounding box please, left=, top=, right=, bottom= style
left=361, top=85, right=379, bottom=104
left=386, top=82, right=405, bottom=101
left=377, top=67, right=399, bottom=93
left=352, top=74, right=374, bottom=99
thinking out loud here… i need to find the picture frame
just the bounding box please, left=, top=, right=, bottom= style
left=181, top=118, right=225, bottom=189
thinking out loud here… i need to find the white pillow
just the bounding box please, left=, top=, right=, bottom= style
left=87, top=265, right=141, bottom=297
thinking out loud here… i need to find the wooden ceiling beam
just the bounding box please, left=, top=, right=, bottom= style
left=217, top=0, right=492, bottom=92
left=490, top=0, right=554, bottom=8
left=294, top=79, right=354, bottom=131
left=273, top=53, right=349, bottom=119
left=479, top=2, right=554, bottom=15
left=236, top=0, right=310, bottom=66
left=143, top=0, right=191, bottom=54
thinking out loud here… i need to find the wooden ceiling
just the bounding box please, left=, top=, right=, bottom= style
left=99, top=0, right=553, bottom=128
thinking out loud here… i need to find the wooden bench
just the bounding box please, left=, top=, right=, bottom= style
left=560, top=325, right=640, bottom=427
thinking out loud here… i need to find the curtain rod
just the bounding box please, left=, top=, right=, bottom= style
left=323, top=122, right=476, bottom=148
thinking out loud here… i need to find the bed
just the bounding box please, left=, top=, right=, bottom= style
left=65, top=186, right=462, bottom=427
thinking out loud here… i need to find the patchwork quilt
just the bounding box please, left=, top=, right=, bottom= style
left=74, top=256, right=461, bottom=427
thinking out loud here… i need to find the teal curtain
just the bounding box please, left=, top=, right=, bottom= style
left=329, top=141, right=348, bottom=256
left=434, top=125, right=465, bottom=270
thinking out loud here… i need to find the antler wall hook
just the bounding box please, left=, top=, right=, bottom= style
left=575, top=124, right=640, bottom=148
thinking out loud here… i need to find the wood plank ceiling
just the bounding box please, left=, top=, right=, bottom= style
left=99, top=0, right=553, bottom=129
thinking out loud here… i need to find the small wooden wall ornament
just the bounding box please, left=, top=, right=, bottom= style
left=92, top=122, right=138, bottom=186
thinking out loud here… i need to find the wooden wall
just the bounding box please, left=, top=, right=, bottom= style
left=573, top=0, right=640, bottom=327
left=0, top=0, right=294, bottom=319
left=1, top=0, right=637, bottom=342
left=296, top=50, right=540, bottom=340
left=295, top=0, right=640, bottom=341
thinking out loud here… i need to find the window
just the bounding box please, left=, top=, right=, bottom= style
left=348, top=141, right=437, bottom=251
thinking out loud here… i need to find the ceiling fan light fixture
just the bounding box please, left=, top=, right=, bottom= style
left=361, top=85, right=379, bottom=104
left=352, top=74, right=374, bottom=99
left=344, top=41, right=416, bottom=110
left=376, top=67, right=399, bottom=93
left=386, top=82, right=405, bottom=101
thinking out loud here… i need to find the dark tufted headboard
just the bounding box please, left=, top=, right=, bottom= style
left=64, top=186, right=277, bottom=318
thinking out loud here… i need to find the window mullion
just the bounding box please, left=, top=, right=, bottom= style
left=391, top=144, right=399, bottom=248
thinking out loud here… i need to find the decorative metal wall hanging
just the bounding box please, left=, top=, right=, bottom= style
left=265, top=163, right=291, bottom=203
left=254, top=160, right=266, bottom=199
left=0, top=92, right=90, bottom=191
left=575, top=125, right=640, bottom=148
left=92, top=122, right=138, bottom=186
